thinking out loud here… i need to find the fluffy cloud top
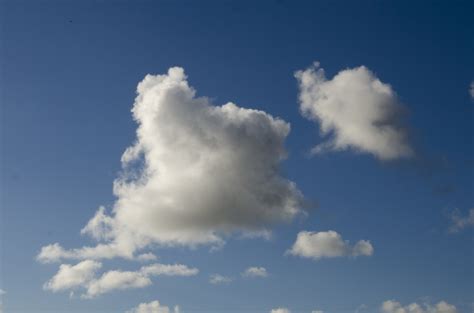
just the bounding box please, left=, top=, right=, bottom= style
left=242, top=266, right=268, bottom=278
left=271, top=308, right=291, bottom=313
left=209, top=274, right=232, bottom=285
left=126, top=300, right=180, bottom=313
left=38, top=66, right=303, bottom=263
left=287, top=230, right=373, bottom=260
left=295, top=62, right=413, bottom=160
left=43, top=260, right=101, bottom=292
left=449, top=208, right=474, bottom=233
left=381, top=300, right=457, bottom=313
left=43, top=261, right=198, bottom=298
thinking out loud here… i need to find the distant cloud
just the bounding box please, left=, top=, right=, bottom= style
left=271, top=308, right=291, bottom=313
left=295, top=62, right=414, bottom=160
left=470, top=81, right=474, bottom=99
left=242, top=266, right=268, bottom=278
left=312, top=310, right=324, bottom=313
left=0, top=289, right=5, bottom=313
left=448, top=208, right=474, bottom=233
left=381, top=300, right=457, bottom=313
left=43, top=261, right=198, bottom=298
left=209, top=274, right=232, bottom=285
left=126, top=300, right=180, bottom=313
left=287, top=230, right=373, bottom=260
left=38, top=66, right=303, bottom=263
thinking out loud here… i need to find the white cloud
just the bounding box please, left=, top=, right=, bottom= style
left=295, top=62, right=414, bottom=160
left=242, top=266, right=268, bottom=278
left=126, top=300, right=180, bottom=313
left=381, top=300, right=457, bottom=313
left=209, top=274, right=232, bottom=285
left=271, top=308, right=291, bottom=313
left=38, top=66, right=303, bottom=263
left=312, top=310, right=324, bottom=313
left=470, top=81, right=474, bottom=99
left=449, top=208, right=474, bottom=233
left=43, top=261, right=197, bottom=298
left=43, top=260, right=102, bottom=292
left=287, top=230, right=373, bottom=260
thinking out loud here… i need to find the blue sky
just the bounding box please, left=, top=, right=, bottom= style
left=1, top=1, right=473, bottom=313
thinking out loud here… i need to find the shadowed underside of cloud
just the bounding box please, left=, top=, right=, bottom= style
left=295, top=62, right=414, bottom=160
left=287, top=230, right=373, bottom=260
left=381, top=300, right=457, bottom=313
left=43, top=260, right=198, bottom=298
left=38, top=67, right=304, bottom=263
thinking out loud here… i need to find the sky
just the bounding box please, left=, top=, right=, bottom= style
left=0, top=0, right=473, bottom=313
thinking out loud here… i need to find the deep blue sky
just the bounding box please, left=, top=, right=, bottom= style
left=1, top=1, right=473, bottom=312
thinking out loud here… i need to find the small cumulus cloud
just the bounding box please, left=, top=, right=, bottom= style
left=469, top=81, right=474, bottom=99
left=271, top=308, right=291, bottom=313
left=125, top=300, right=180, bottom=313
left=209, top=274, right=232, bottom=285
left=43, top=261, right=197, bottom=298
left=295, top=62, right=414, bottom=160
left=287, top=230, right=373, bottom=260
left=242, top=266, right=268, bottom=278
left=381, top=300, right=457, bottom=313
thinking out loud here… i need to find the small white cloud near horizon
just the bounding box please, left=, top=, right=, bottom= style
left=295, top=62, right=414, bottom=160
left=287, top=230, right=373, bottom=260
left=43, top=261, right=198, bottom=298
left=37, top=66, right=304, bottom=264
left=126, top=300, right=180, bottom=313
left=312, top=310, right=324, bottom=313
left=449, top=208, right=474, bottom=233
left=381, top=300, right=457, bottom=313
left=271, top=308, right=291, bottom=313
left=209, top=274, right=232, bottom=285
left=242, top=266, right=268, bottom=278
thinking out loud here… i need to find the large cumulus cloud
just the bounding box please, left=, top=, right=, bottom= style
left=295, top=62, right=414, bottom=160
left=38, top=67, right=303, bottom=262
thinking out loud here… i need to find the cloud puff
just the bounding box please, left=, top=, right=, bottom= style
left=38, top=66, right=303, bottom=263
left=43, top=261, right=198, bottom=298
left=470, top=81, right=474, bottom=99
left=126, top=300, right=180, bottom=313
left=287, top=230, right=373, bottom=260
left=209, top=274, right=232, bottom=285
left=43, top=260, right=102, bottom=292
left=242, top=266, right=268, bottom=278
left=381, top=300, right=457, bottom=313
left=271, top=308, right=291, bottom=313
left=449, top=208, right=474, bottom=233
left=295, top=62, right=414, bottom=160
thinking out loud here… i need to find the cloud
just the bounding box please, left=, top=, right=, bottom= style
left=295, top=62, right=414, bottom=160
left=287, top=230, right=373, bottom=260
left=38, top=66, right=303, bottom=263
left=126, top=300, right=180, bottom=313
left=449, top=208, right=474, bottom=233
left=242, top=266, right=268, bottom=278
left=209, top=274, right=232, bottom=285
left=271, top=308, right=291, bottom=313
left=312, top=310, right=324, bottom=313
left=43, top=261, right=198, bottom=298
left=470, top=81, right=474, bottom=99
left=381, top=300, right=457, bottom=313
left=0, top=289, right=4, bottom=313
left=43, top=260, right=102, bottom=292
